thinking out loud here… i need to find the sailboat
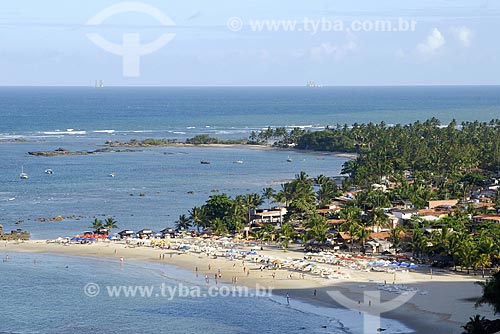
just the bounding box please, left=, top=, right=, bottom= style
left=286, top=156, right=293, bottom=162
left=20, top=166, right=28, bottom=179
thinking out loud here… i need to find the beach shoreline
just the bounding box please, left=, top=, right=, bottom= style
left=3, top=240, right=494, bottom=334
left=104, top=140, right=359, bottom=159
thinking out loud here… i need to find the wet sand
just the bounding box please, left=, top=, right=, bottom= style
left=3, top=240, right=495, bottom=334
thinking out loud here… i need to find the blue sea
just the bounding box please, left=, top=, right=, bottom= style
left=0, top=252, right=411, bottom=334
left=1, top=86, right=500, bottom=239
left=2, top=86, right=497, bottom=334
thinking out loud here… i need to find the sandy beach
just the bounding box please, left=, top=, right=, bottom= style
left=3, top=239, right=495, bottom=334
left=107, top=141, right=358, bottom=159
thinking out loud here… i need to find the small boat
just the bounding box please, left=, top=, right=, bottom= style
left=20, top=166, right=28, bottom=179
left=286, top=157, right=292, bottom=162
left=45, top=169, right=54, bottom=175
left=108, top=173, right=116, bottom=177
left=200, top=161, right=211, bottom=165
left=233, top=160, right=244, bottom=164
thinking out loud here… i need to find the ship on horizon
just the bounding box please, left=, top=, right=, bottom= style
left=95, top=80, right=104, bottom=88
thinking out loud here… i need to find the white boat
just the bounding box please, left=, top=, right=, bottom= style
left=233, top=160, right=244, bottom=164
left=45, top=169, right=54, bottom=175
left=20, top=166, right=28, bottom=179
left=286, top=157, right=293, bottom=162
left=95, top=80, right=104, bottom=88
left=108, top=173, right=116, bottom=177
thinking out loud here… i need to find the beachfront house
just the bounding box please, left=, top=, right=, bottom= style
left=137, top=229, right=154, bottom=239
left=364, top=238, right=392, bottom=254
left=251, top=207, right=287, bottom=226
left=426, top=199, right=458, bottom=209
left=317, top=202, right=342, bottom=217
left=160, top=228, right=176, bottom=238
left=391, top=200, right=413, bottom=210
left=118, top=230, right=135, bottom=239
left=472, top=214, right=500, bottom=224
left=390, top=209, right=418, bottom=226
left=326, top=219, right=345, bottom=231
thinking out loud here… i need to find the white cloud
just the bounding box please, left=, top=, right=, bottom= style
left=309, top=41, right=357, bottom=62
left=451, top=26, right=473, bottom=47
left=417, top=28, right=445, bottom=55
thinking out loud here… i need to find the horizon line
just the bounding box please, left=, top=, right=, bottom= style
left=0, top=84, right=499, bottom=88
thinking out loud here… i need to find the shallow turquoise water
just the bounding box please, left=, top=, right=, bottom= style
left=0, top=252, right=347, bottom=334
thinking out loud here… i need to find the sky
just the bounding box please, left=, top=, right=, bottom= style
left=0, top=0, right=499, bottom=86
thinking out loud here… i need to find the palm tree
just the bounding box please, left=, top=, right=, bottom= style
left=475, top=253, right=492, bottom=278
left=316, top=175, right=339, bottom=207
left=369, top=208, right=389, bottom=232
left=347, top=223, right=361, bottom=253
left=458, top=239, right=478, bottom=274
left=262, top=187, right=275, bottom=210
left=175, top=214, right=192, bottom=231
left=104, top=217, right=118, bottom=234
left=357, top=226, right=371, bottom=253
left=280, top=223, right=295, bottom=250
left=447, top=232, right=463, bottom=270
left=212, top=218, right=228, bottom=235
left=273, top=191, right=287, bottom=224
left=475, top=271, right=500, bottom=314
left=340, top=205, right=363, bottom=226
left=278, top=182, right=294, bottom=208
left=188, top=206, right=205, bottom=233
left=243, top=193, right=263, bottom=225
left=309, top=222, right=330, bottom=244
left=462, top=315, right=490, bottom=334
left=390, top=225, right=404, bottom=254
left=91, top=218, right=103, bottom=232
left=410, top=228, right=427, bottom=259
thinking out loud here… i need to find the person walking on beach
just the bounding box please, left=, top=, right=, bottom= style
left=286, top=293, right=290, bottom=305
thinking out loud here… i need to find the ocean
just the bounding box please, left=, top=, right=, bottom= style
left=1, top=86, right=500, bottom=239
left=2, top=86, right=496, bottom=334
left=0, top=252, right=411, bottom=334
